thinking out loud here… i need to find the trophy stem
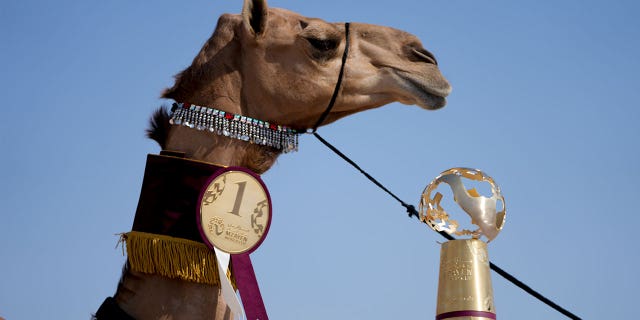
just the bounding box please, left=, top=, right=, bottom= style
left=436, top=239, right=496, bottom=320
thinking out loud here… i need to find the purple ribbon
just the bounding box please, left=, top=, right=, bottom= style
left=232, top=253, right=268, bottom=320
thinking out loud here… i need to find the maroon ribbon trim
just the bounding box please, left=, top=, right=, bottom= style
left=231, top=253, right=269, bottom=320
left=436, top=310, right=496, bottom=320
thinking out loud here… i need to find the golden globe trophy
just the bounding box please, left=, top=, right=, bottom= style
left=419, top=168, right=506, bottom=320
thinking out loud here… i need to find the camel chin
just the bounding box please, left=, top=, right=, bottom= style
left=415, top=91, right=448, bottom=110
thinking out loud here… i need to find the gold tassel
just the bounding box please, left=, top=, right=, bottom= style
left=122, top=231, right=232, bottom=286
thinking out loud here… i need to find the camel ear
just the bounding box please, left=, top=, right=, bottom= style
left=242, top=0, right=268, bottom=36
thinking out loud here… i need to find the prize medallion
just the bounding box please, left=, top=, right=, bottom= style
left=197, top=167, right=272, bottom=319
left=198, top=167, right=272, bottom=254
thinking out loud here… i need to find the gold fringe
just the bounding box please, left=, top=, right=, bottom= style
left=122, top=231, right=232, bottom=286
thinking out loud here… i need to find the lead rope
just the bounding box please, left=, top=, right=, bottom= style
left=307, top=22, right=581, bottom=320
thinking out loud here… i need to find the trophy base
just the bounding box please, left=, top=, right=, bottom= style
left=435, top=239, right=496, bottom=320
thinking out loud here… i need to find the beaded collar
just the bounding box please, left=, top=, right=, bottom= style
left=169, top=102, right=300, bottom=153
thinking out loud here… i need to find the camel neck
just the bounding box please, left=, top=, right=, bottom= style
left=114, top=269, right=233, bottom=319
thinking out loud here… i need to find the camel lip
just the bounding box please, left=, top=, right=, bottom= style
left=423, top=93, right=447, bottom=110
left=403, top=73, right=451, bottom=98
left=399, top=73, right=450, bottom=110
left=414, top=91, right=446, bottom=110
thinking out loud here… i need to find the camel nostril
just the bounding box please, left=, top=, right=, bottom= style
left=410, top=47, right=438, bottom=65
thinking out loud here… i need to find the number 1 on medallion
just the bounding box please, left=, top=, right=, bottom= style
left=228, top=181, right=247, bottom=217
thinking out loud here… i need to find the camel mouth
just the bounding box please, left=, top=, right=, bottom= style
left=396, top=71, right=451, bottom=110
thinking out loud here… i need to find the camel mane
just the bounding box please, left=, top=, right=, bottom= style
left=146, top=107, right=170, bottom=149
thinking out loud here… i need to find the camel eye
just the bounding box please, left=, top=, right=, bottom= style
left=305, top=37, right=338, bottom=51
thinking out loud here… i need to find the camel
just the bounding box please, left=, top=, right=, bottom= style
left=95, top=0, right=450, bottom=318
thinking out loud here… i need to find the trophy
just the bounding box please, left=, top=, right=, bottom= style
left=419, top=168, right=506, bottom=320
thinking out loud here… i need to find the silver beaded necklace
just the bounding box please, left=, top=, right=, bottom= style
left=169, top=102, right=300, bottom=153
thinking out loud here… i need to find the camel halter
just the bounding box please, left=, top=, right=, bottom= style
left=310, top=22, right=351, bottom=132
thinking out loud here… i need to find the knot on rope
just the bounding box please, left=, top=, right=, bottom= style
left=404, top=204, right=419, bottom=219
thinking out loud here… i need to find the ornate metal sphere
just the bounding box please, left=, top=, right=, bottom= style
left=419, top=168, right=506, bottom=242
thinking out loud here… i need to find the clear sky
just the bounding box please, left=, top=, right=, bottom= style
left=1, top=0, right=639, bottom=319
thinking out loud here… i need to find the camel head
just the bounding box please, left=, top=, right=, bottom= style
left=162, top=0, right=451, bottom=131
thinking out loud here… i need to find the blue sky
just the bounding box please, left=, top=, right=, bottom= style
left=1, top=0, right=639, bottom=319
